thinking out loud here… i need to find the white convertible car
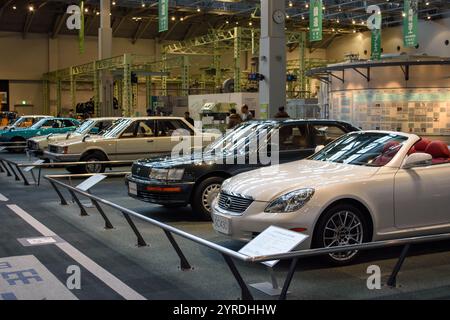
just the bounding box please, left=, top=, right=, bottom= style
left=212, top=131, right=450, bottom=264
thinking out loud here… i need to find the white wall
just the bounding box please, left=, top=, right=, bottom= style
left=327, top=18, right=450, bottom=61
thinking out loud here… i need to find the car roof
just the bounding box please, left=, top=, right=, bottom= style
left=245, top=118, right=355, bottom=125
left=86, top=117, right=121, bottom=121
left=122, top=116, right=185, bottom=120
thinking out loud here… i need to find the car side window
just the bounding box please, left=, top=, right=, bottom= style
left=277, top=124, right=311, bottom=151
left=41, top=120, right=55, bottom=128
left=310, top=124, right=346, bottom=146
left=136, top=120, right=156, bottom=137
left=157, top=119, right=193, bottom=137
left=120, top=121, right=138, bottom=138
left=94, top=120, right=112, bottom=133
left=62, top=120, right=75, bottom=128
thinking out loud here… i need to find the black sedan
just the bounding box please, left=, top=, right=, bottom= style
left=126, top=119, right=360, bottom=219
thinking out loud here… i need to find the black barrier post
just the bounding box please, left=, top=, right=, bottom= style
left=279, top=257, right=299, bottom=300
left=91, top=199, right=114, bottom=229
left=68, top=190, right=89, bottom=216
left=1, top=160, right=12, bottom=176
left=15, top=164, right=30, bottom=186
left=222, top=254, right=254, bottom=301
left=7, top=162, right=20, bottom=181
left=387, top=244, right=411, bottom=288
left=121, top=211, right=147, bottom=247
left=49, top=181, right=68, bottom=205
left=163, top=230, right=192, bottom=271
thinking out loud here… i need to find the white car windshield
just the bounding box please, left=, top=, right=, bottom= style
left=311, top=132, right=408, bottom=167
left=102, top=119, right=132, bottom=138
left=74, top=120, right=94, bottom=134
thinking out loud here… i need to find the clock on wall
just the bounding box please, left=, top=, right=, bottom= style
left=272, top=10, right=286, bottom=24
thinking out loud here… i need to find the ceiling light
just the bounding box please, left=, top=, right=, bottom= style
left=180, top=17, right=184, bottom=21
left=426, top=2, right=430, bottom=5
left=12, top=5, right=16, bottom=10
left=289, top=1, right=293, bottom=7
left=171, top=16, right=176, bottom=21
left=248, top=21, right=253, bottom=26
left=28, top=5, right=34, bottom=12
left=197, top=7, right=201, bottom=12
left=84, top=8, right=88, bottom=13
left=141, top=3, right=145, bottom=7
left=352, top=20, right=355, bottom=24
left=305, top=3, right=309, bottom=8
left=112, top=1, right=116, bottom=5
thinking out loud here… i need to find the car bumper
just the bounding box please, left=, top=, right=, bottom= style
left=44, top=151, right=81, bottom=162
left=211, top=199, right=314, bottom=249
left=26, top=149, right=44, bottom=157
left=126, top=174, right=195, bottom=205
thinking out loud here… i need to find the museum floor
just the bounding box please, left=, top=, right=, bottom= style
left=1, top=152, right=450, bottom=300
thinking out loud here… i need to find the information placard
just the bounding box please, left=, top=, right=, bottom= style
left=76, top=174, right=107, bottom=192
left=239, top=226, right=308, bottom=267
left=23, top=160, right=45, bottom=173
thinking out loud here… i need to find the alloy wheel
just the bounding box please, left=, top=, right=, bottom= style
left=201, top=183, right=221, bottom=213
left=322, top=210, right=364, bottom=261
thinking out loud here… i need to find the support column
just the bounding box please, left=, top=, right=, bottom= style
left=299, top=32, right=306, bottom=98
left=122, top=54, right=132, bottom=117
left=70, top=69, right=76, bottom=110
left=99, top=0, right=113, bottom=116
left=259, top=0, right=286, bottom=118
left=42, top=79, right=50, bottom=115
left=233, top=27, right=242, bottom=93
left=162, top=53, right=168, bottom=96
left=146, top=76, right=152, bottom=110
left=213, top=41, right=221, bottom=93
left=56, top=78, right=62, bottom=116
left=93, top=61, right=100, bottom=116
left=181, top=56, right=189, bottom=96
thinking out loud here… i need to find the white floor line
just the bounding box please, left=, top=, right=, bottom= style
left=0, top=193, right=8, bottom=202
left=6, top=204, right=146, bottom=300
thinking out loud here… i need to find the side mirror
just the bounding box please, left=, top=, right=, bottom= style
left=402, top=153, right=433, bottom=169
left=315, top=145, right=325, bottom=153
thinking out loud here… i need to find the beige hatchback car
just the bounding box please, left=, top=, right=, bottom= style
left=45, top=117, right=218, bottom=173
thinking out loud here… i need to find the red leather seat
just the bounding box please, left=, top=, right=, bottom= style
left=424, top=141, right=450, bottom=164
left=373, top=141, right=401, bottom=166
left=408, top=138, right=431, bottom=155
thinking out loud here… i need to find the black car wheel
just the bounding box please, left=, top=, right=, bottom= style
left=312, top=203, right=371, bottom=265
left=192, top=176, right=225, bottom=220
left=81, top=151, right=106, bottom=174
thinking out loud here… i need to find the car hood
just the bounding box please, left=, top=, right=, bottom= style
left=51, top=135, right=108, bottom=147
left=135, top=152, right=218, bottom=169
left=221, top=160, right=380, bottom=201
left=32, top=132, right=82, bottom=143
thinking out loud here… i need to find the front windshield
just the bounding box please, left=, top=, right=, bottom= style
left=205, top=122, right=275, bottom=156
left=310, top=132, right=408, bottom=167
left=74, top=120, right=94, bottom=134
left=102, top=119, right=132, bottom=138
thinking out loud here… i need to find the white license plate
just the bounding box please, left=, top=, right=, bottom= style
left=213, top=214, right=231, bottom=235
left=128, top=182, right=138, bottom=195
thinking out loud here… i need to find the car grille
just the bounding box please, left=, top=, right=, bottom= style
left=218, top=192, right=253, bottom=215
left=131, top=164, right=151, bottom=179
left=49, top=145, right=58, bottom=153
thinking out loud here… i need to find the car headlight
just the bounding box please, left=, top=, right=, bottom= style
left=56, top=146, right=68, bottom=154
left=264, top=188, right=315, bottom=213
left=149, top=168, right=185, bottom=181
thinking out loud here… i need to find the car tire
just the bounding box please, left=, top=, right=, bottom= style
left=80, top=151, right=107, bottom=174
left=312, top=203, right=371, bottom=266
left=8, top=137, right=25, bottom=153
left=66, top=166, right=83, bottom=174
left=191, top=176, right=225, bottom=220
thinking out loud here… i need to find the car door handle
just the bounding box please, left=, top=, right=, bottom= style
left=147, top=140, right=154, bottom=143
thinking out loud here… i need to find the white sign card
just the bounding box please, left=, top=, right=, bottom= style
left=239, top=226, right=308, bottom=267
left=23, top=159, right=46, bottom=172
left=76, top=174, right=107, bottom=192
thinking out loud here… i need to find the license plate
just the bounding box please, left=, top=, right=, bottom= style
left=128, top=182, right=138, bottom=195
left=213, top=214, right=231, bottom=235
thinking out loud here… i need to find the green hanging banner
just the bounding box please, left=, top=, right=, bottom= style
left=403, top=0, right=418, bottom=47
left=309, top=0, right=322, bottom=42
left=371, top=28, right=382, bottom=60
left=79, top=1, right=85, bottom=54
left=158, top=0, right=169, bottom=33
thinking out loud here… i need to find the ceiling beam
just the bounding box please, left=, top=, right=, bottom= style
left=51, top=13, right=67, bottom=39
left=160, top=21, right=180, bottom=42
left=0, top=0, right=14, bottom=23
left=132, top=18, right=153, bottom=44
left=23, top=12, right=35, bottom=39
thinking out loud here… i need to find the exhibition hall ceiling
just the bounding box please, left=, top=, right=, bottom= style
left=0, top=0, right=448, bottom=42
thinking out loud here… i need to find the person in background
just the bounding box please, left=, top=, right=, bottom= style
left=241, top=104, right=253, bottom=122
left=68, top=109, right=75, bottom=118
left=146, top=107, right=154, bottom=116
left=184, top=111, right=194, bottom=127
left=274, top=106, right=290, bottom=119
left=227, top=108, right=242, bottom=130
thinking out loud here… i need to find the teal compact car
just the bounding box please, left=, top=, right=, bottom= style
left=0, top=117, right=80, bottom=152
